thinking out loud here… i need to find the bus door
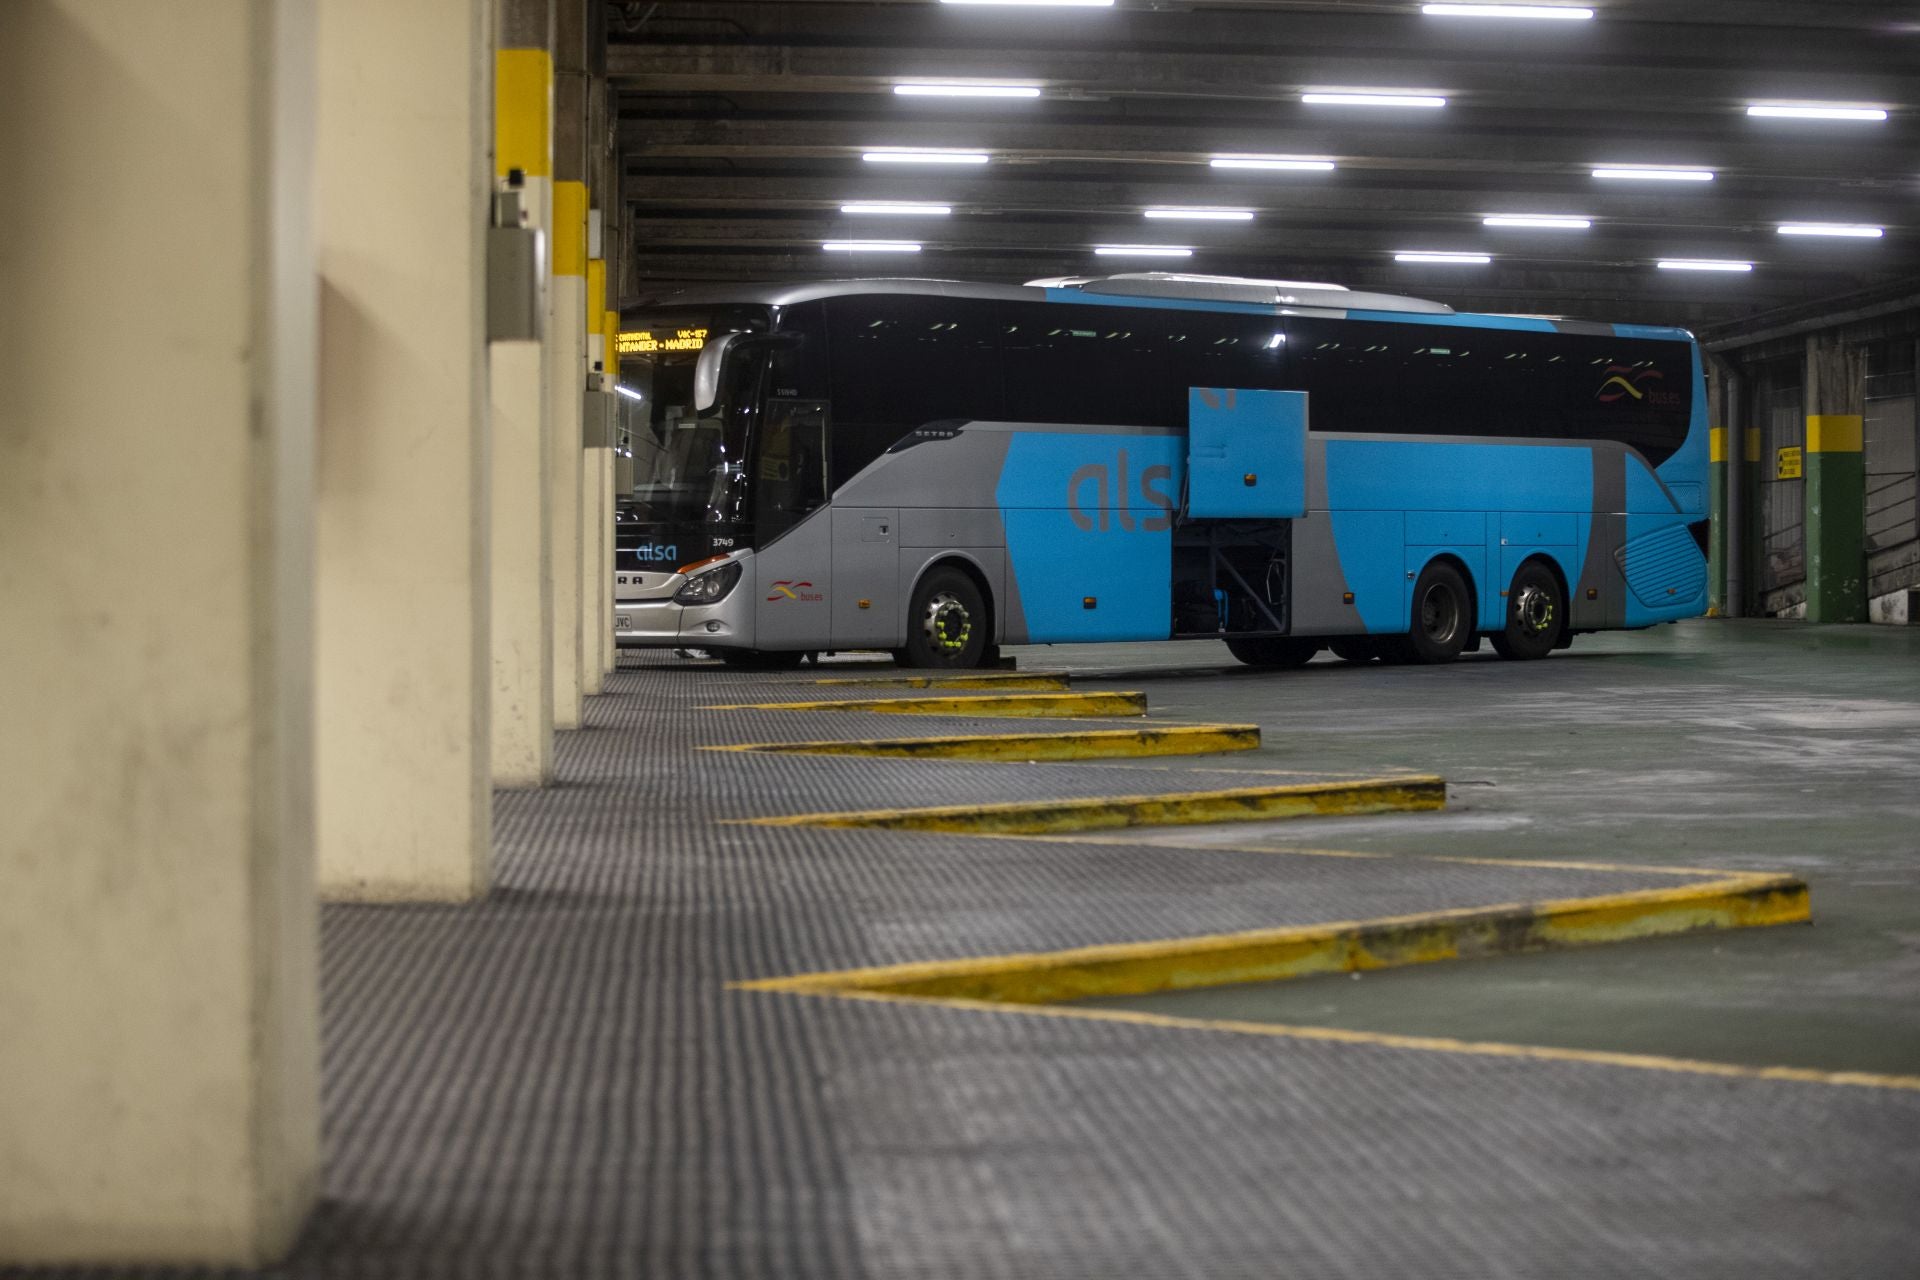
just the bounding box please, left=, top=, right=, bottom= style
left=751, top=399, right=833, bottom=649
left=1186, top=388, right=1308, bottom=519
left=1176, top=388, right=1308, bottom=634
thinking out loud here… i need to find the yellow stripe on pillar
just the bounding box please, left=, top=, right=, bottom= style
left=1744, top=427, right=1762, bottom=463
left=494, top=49, right=553, bottom=180
left=551, top=181, right=587, bottom=278
left=1806, top=415, right=1863, bottom=453
left=605, top=311, right=620, bottom=380
left=1709, top=427, right=1727, bottom=463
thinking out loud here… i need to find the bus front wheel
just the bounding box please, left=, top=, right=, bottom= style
left=900, top=567, right=990, bottom=669
left=1490, top=561, right=1564, bottom=660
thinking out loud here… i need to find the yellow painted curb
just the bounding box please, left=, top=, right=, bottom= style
left=703, top=724, right=1261, bottom=762
left=702, top=691, right=1148, bottom=718
left=738, top=873, right=1808, bottom=1005
left=807, top=671, right=1072, bottom=691
left=735, top=773, right=1445, bottom=834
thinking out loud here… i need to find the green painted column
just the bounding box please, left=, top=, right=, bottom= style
left=1743, top=425, right=1765, bottom=617
left=1805, top=414, right=1867, bottom=622
left=1708, top=426, right=1728, bottom=615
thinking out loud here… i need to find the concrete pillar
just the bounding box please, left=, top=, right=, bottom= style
left=491, top=0, right=556, bottom=787
left=549, top=0, right=589, bottom=726
left=604, top=305, right=623, bottom=675
left=1723, top=366, right=1746, bottom=619
left=1805, top=336, right=1868, bottom=624
left=0, top=2, right=319, bottom=1263
left=582, top=253, right=610, bottom=696
left=316, top=0, right=493, bottom=900
left=1706, top=364, right=1729, bottom=617
left=1743, top=418, right=1766, bottom=617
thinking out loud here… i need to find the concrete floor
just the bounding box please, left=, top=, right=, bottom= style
left=14, top=619, right=1919, bottom=1279
left=1056, top=620, right=1920, bottom=1078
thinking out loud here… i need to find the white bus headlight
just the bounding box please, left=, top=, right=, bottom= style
left=673, top=559, right=742, bottom=606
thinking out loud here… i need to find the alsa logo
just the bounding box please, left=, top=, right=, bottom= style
left=632, top=543, right=678, bottom=563
left=1596, top=365, right=1683, bottom=409
left=1068, top=449, right=1177, bottom=533
left=767, top=580, right=823, bottom=604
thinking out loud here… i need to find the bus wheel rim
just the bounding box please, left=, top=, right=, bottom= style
left=923, top=593, right=972, bottom=653
left=1419, top=584, right=1459, bottom=645
left=1514, top=584, right=1554, bottom=635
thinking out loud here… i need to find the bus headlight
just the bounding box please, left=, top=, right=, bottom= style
left=673, top=559, right=742, bottom=606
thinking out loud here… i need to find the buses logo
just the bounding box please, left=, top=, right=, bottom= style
left=1596, top=366, right=1663, bottom=403
left=767, top=580, right=823, bottom=603
left=1067, top=449, right=1177, bottom=533
left=632, top=543, right=679, bottom=563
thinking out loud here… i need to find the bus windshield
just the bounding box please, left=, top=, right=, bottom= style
left=618, top=307, right=768, bottom=557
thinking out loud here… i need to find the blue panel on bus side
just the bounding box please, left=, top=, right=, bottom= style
left=1344, top=311, right=1559, bottom=334
left=1621, top=451, right=1704, bottom=626
left=994, top=431, right=1181, bottom=642
left=1187, top=388, right=1307, bottom=519
left=1323, top=439, right=1592, bottom=635
left=1328, top=511, right=1408, bottom=634
left=1625, top=453, right=1678, bottom=515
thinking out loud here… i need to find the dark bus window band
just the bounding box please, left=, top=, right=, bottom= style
left=818, top=295, right=1694, bottom=473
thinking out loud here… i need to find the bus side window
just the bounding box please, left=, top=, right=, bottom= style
left=825, top=295, right=1004, bottom=487
left=756, top=400, right=830, bottom=540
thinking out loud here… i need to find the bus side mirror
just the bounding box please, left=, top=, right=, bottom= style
left=692, top=331, right=803, bottom=415
left=692, top=332, right=744, bottom=415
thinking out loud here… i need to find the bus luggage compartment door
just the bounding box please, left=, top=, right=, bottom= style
left=831, top=507, right=900, bottom=648
left=1187, top=388, right=1308, bottom=520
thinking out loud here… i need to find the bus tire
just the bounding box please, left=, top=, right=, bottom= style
left=1328, top=637, right=1378, bottom=663
left=1490, top=560, right=1564, bottom=660
left=1408, top=561, right=1471, bottom=664
left=901, top=566, right=990, bottom=669
left=718, top=648, right=807, bottom=671
left=1225, top=637, right=1320, bottom=669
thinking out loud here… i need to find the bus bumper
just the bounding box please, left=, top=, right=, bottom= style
left=614, top=574, right=754, bottom=650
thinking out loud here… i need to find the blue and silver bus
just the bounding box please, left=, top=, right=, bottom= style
left=613, top=273, right=1708, bottom=670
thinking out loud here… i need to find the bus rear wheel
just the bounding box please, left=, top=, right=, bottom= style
left=1225, top=637, right=1320, bottom=669
left=1490, top=560, right=1564, bottom=660
left=900, top=567, right=990, bottom=669
left=1407, top=561, right=1471, bottom=664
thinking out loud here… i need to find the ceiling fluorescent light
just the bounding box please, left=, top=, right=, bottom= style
left=1484, top=215, right=1592, bottom=229
left=861, top=149, right=991, bottom=165
left=841, top=202, right=953, bottom=216
left=1303, top=92, right=1447, bottom=108
left=822, top=240, right=922, bottom=253
left=1593, top=167, right=1714, bottom=182
left=893, top=83, right=1042, bottom=99
left=614, top=385, right=644, bottom=402
left=1747, top=103, right=1887, bottom=121
left=1423, top=3, right=1593, bottom=18
left=1144, top=208, right=1256, bottom=221
left=1395, top=251, right=1491, bottom=264
left=1208, top=155, right=1337, bottom=172
left=1093, top=245, right=1194, bottom=258
left=941, top=0, right=1114, bottom=6
left=1777, top=223, right=1883, bottom=238
left=1656, top=259, right=1752, bottom=272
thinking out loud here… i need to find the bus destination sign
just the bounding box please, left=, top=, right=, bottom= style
left=618, top=327, right=708, bottom=355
